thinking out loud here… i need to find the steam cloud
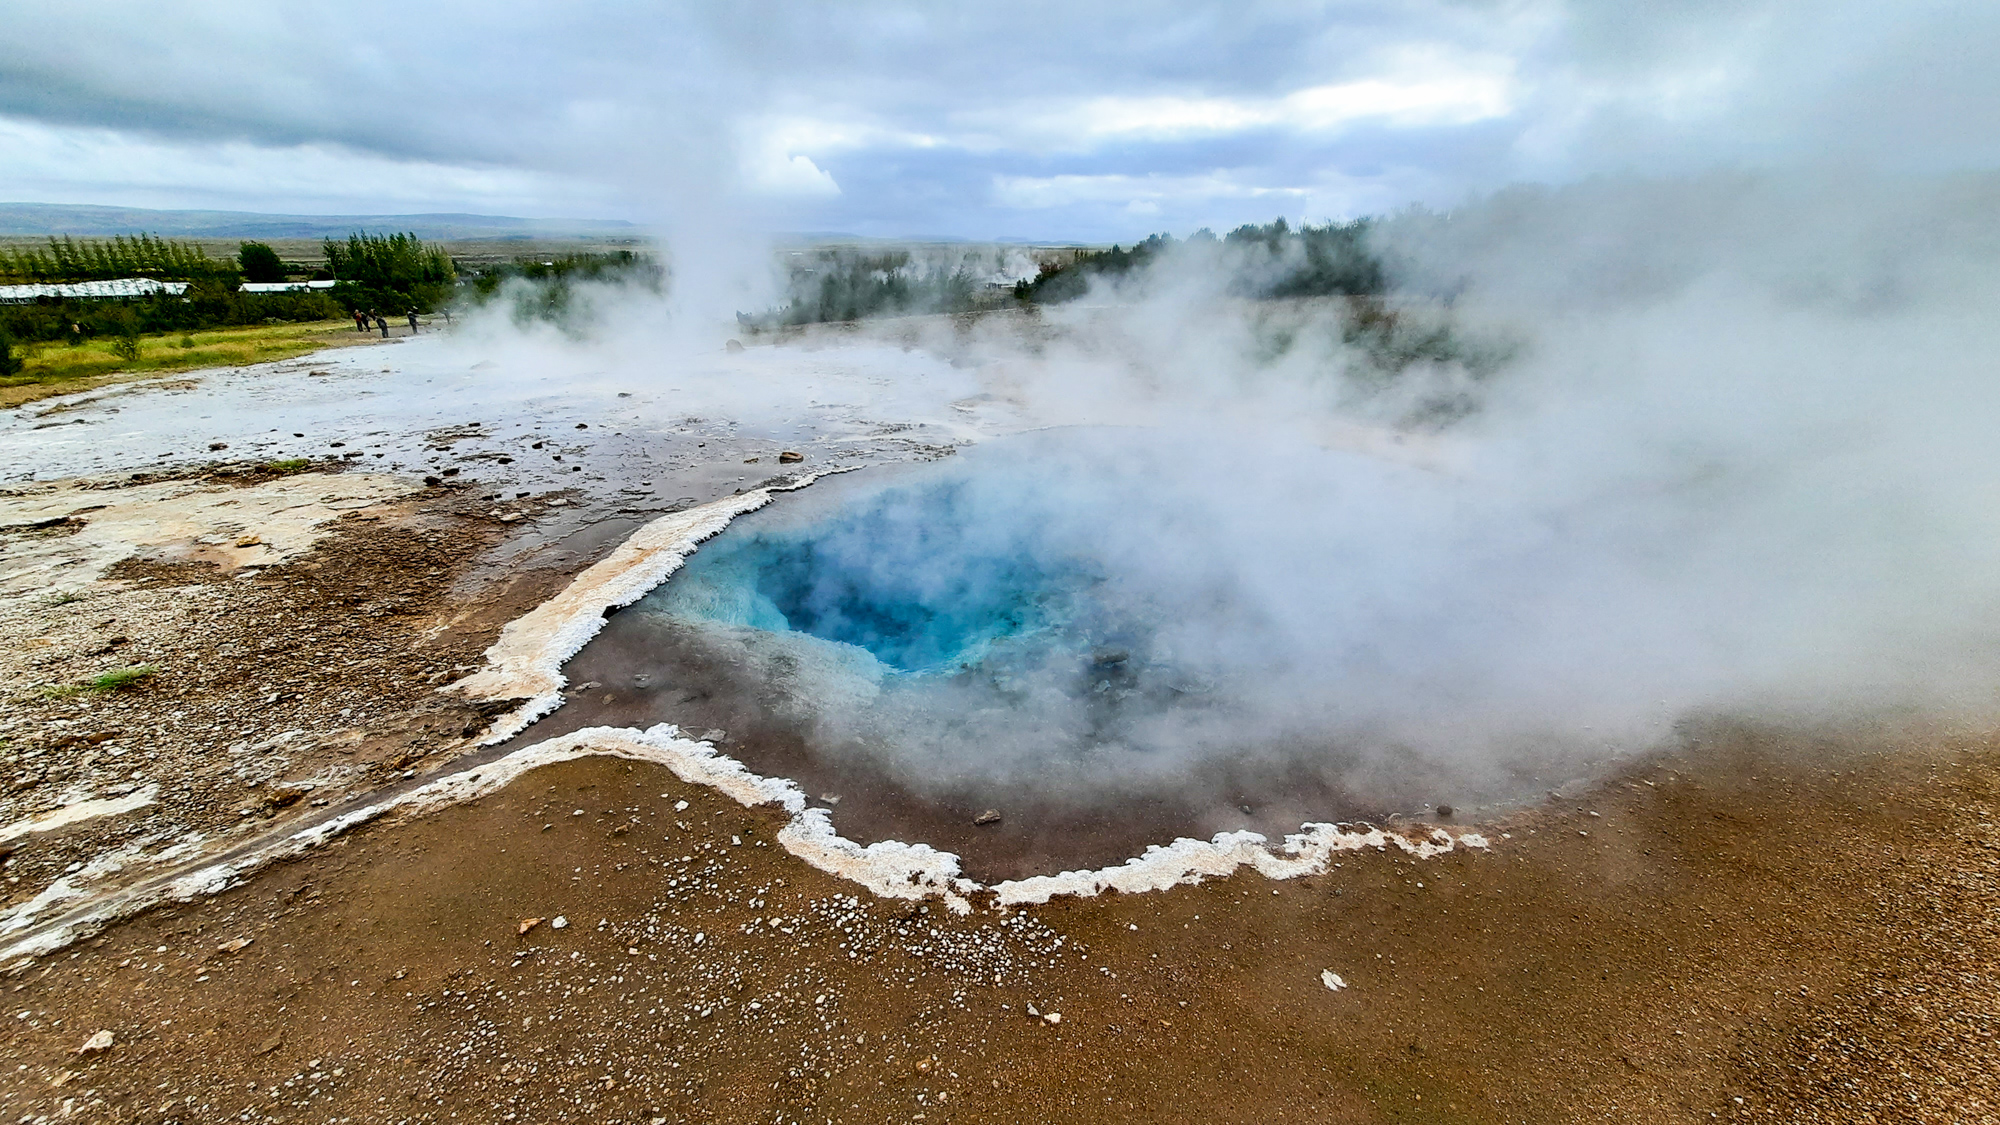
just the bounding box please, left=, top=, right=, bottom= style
left=462, top=171, right=2000, bottom=809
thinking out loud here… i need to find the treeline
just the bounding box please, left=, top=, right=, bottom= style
left=0, top=234, right=238, bottom=283
left=738, top=247, right=1012, bottom=331
left=457, top=250, right=663, bottom=332
left=322, top=232, right=456, bottom=314
left=0, top=284, right=342, bottom=349
left=1018, top=219, right=1385, bottom=303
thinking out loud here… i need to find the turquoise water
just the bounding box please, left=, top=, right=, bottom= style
left=652, top=477, right=1097, bottom=675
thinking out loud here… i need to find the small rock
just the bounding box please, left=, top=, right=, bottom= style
left=778, top=450, right=804, bottom=464
left=76, top=1030, right=114, bottom=1055
left=234, top=535, right=263, bottom=548
left=208, top=442, right=228, bottom=451
left=498, top=512, right=522, bottom=523
left=1321, top=969, right=1347, bottom=991
left=973, top=809, right=1002, bottom=826
left=423, top=476, right=443, bottom=487
left=1043, top=1012, right=1062, bottom=1025
left=725, top=339, right=745, bottom=353
left=1435, top=804, right=1454, bottom=819
left=575, top=423, right=588, bottom=429
left=550, top=916, right=569, bottom=930
left=216, top=937, right=252, bottom=954
left=441, top=467, right=460, bottom=476
left=517, top=917, right=543, bottom=936
left=253, top=1035, right=282, bottom=1055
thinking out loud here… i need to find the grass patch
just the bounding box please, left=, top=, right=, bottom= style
left=267, top=458, right=312, bottom=473
left=0, top=320, right=374, bottom=408
left=38, top=663, right=157, bottom=698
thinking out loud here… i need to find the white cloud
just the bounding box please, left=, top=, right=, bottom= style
left=992, top=172, right=1308, bottom=210
left=1059, top=73, right=1514, bottom=144
left=745, top=151, right=843, bottom=197
left=0, top=115, right=615, bottom=217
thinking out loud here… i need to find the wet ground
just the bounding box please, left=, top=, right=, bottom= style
left=1, top=331, right=1997, bottom=1122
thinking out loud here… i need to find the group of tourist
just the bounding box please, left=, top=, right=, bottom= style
left=350, top=308, right=448, bottom=337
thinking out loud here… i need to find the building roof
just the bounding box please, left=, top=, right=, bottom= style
left=0, top=277, right=191, bottom=304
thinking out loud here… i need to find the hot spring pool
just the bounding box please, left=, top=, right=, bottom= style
left=511, top=429, right=1587, bottom=878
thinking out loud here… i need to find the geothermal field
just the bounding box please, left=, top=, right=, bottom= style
left=3, top=181, right=2000, bottom=1124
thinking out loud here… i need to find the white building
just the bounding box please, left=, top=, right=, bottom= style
left=0, top=277, right=191, bottom=304
left=239, top=280, right=338, bottom=294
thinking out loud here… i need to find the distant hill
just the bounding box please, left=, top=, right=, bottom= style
left=0, top=203, right=637, bottom=240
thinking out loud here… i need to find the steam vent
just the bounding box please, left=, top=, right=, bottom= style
left=7, top=6, right=1999, bottom=1112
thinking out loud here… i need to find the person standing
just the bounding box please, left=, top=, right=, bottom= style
left=406, top=310, right=419, bottom=335
left=353, top=309, right=368, bottom=333
left=374, top=313, right=389, bottom=338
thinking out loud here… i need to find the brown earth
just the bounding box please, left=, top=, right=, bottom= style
left=0, top=468, right=1996, bottom=1124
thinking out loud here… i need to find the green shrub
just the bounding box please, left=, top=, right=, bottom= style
left=37, top=663, right=157, bottom=697
left=238, top=241, right=285, bottom=283
left=0, top=330, right=20, bottom=377
left=88, top=664, right=156, bottom=691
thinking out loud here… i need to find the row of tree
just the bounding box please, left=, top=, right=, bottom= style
left=1018, top=219, right=1386, bottom=303
left=0, top=234, right=239, bottom=283
left=1, top=230, right=460, bottom=316
left=738, top=248, right=996, bottom=331
left=456, top=250, right=662, bottom=333
left=320, top=232, right=455, bottom=313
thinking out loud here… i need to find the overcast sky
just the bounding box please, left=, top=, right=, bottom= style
left=3, top=0, right=1997, bottom=241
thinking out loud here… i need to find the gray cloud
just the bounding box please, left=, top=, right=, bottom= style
left=1, top=0, right=1997, bottom=236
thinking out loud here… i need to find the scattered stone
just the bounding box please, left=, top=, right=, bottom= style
left=517, top=917, right=543, bottom=936
left=778, top=450, right=804, bottom=463
left=208, top=442, right=228, bottom=451
left=575, top=423, right=588, bottom=429
left=441, top=467, right=460, bottom=477
left=50, top=1069, right=79, bottom=1087
left=974, top=809, right=1002, bottom=826
left=423, top=476, right=443, bottom=487
left=1322, top=969, right=1348, bottom=991
left=1043, top=1012, right=1062, bottom=1025
left=253, top=1035, right=282, bottom=1056
left=1435, top=804, right=1454, bottom=819
left=234, top=535, right=263, bottom=548
left=550, top=916, right=569, bottom=930
left=216, top=937, right=252, bottom=954
left=76, top=1030, right=114, bottom=1055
